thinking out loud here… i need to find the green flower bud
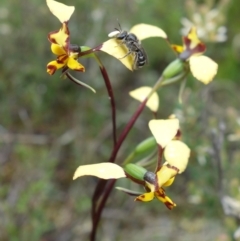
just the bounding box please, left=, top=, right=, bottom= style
left=124, top=163, right=148, bottom=181
left=162, top=59, right=184, bottom=79
left=135, top=136, right=156, bottom=155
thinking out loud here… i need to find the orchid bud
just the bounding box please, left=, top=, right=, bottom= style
left=124, top=163, right=148, bottom=181
left=163, top=59, right=184, bottom=79
left=135, top=136, right=156, bottom=155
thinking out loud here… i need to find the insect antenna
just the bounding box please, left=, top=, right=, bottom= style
left=116, top=19, right=122, bottom=32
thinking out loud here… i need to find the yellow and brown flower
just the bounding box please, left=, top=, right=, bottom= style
left=47, top=23, right=85, bottom=75
left=172, top=27, right=218, bottom=84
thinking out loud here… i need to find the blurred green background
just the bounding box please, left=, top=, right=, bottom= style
left=1, top=0, right=240, bottom=240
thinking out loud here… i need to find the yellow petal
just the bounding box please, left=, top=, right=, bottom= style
left=48, top=23, right=69, bottom=48
left=100, top=38, right=134, bottom=71
left=189, top=55, right=218, bottom=84
left=46, top=0, right=75, bottom=23
left=156, top=165, right=177, bottom=187
left=164, top=140, right=190, bottom=173
left=155, top=191, right=176, bottom=210
left=171, top=44, right=184, bottom=54
left=51, top=43, right=66, bottom=55
left=67, top=57, right=85, bottom=72
left=129, top=24, right=167, bottom=40
left=187, top=27, right=201, bottom=50
left=163, top=176, right=175, bottom=187
left=148, top=119, right=179, bottom=148
left=73, top=163, right=126, bottom=180
left=145, top=181, right=156, bottom=193
left=129, top=86, right=159, bottom=112
left=47, top=60, right=65, bottom=75
left=135, top=192, right=154, bottom=202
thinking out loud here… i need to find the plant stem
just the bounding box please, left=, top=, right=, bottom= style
left=90, top=180, right=115, bottom=241
left=90, top=76, right=163, bottom=241
left=90, top=71, right=188, bottom=241
left=154, top=145, right=164, bottom=173
left=79, top=50, right=117, bottom=146
left=96, top=56, right=117, bottom=146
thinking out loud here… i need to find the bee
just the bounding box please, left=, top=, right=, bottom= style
left=108, top=24, right=148, bottom=70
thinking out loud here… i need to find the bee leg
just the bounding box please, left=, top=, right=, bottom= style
left=133, top=56, right=139, bottom=70
left=118, top=51, right=132, bottom=59
left=114, top=39, right=126, bottom=48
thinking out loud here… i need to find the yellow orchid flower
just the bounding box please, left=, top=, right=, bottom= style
left=134, top=168, right=177, bottom=210
left=46, top=0, right=96, bottom=92
left=73, top=118, right=190, bottom=210
left=46, top=0, right=84, bottom=75
left=133, top=118, right=190, bottom=209
left=47, top=22, right=85, bottom=75
left=133, top=142, right=189, bottom=209
left=172, top=27, right=218, bottom=84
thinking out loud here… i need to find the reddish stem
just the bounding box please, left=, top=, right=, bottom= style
left=90, top=98, right=148, bottom=241
left=99, top=66, right=117, bottom=146
left=90, top=180, right=116, bottom=241
left=155, top=145, right=164, bottom=173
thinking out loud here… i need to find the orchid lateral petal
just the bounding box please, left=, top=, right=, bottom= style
left=129, top=24, right=167, bottom=40
left=129, top=86, right=159, bottom=112
left=73, top=163, right=126, bottom=180
left=148, top=119, right=179, bottom=148
left=156, top=165, right=178, bottom=187
left=115, top=187, right=142, bottom=196
left=189, top=55, right=218, bottom=84
left=46, top=0, right=75, bottom=23
left=164, top=140, right=190, bottom=173
left=67, top=73, right=96, bottom=93
left=135, top=192, right=155, bottom=202
left=47, top=60, right=65, bottom=75
left=100, top=39, right=134, bottom=71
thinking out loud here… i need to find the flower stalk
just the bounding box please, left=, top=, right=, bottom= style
left=90, top=71, right=188, bottom=241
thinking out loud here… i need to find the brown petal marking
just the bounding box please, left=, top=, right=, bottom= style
left=136, top=195, right=145, bottom=201
left=47, top=65, right=57, bottom=75
left=166, top=163, right=179, bottom=173
left=57, top=55, right=68, bottom=64
left=164, top=201, right=176, bottom=210
left=180, top=36, right=206, bottom=60
left=48, top=30, right=59, bottom=44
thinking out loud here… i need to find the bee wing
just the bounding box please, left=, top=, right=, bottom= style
left=133, top=46, right=148, bottom=70
left=135, top=42, right=148, bottom=64
left=140, top=46, right=148, bottom=64
left=138, top=45, right=149, bottom=63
